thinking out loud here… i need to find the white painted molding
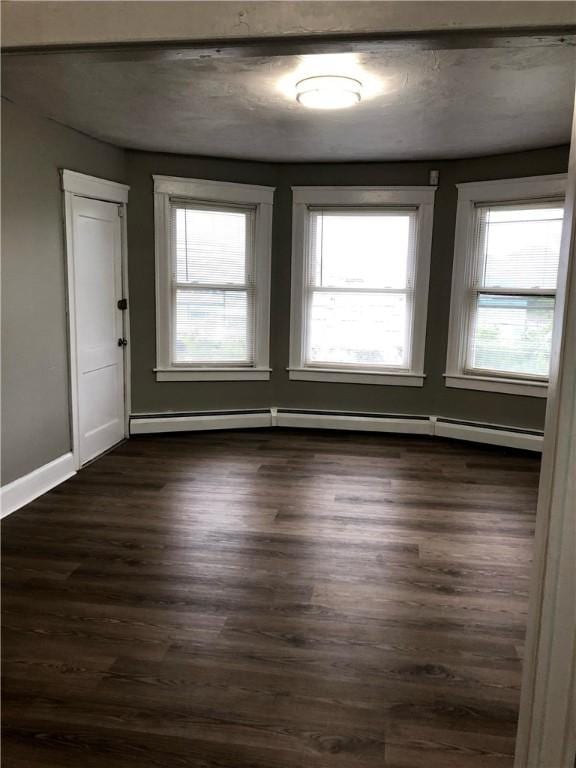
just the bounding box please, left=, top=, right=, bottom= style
left=130, top=411, right=273, bottom=435
left=152, top=175, right=275, bottom=204
left=154, top=367, right=271, bottom=382
left=276, top=410, right=433, bottom=435
left=129, top=409, right=543, bottom=451
left=0, top=453, right=76, bottom=519
left=445, top=374, right=548, bottom=399
left=434, top=420, right=543, bottom=452
left=61, top=170, right=130, bottom=203
left=456, top=173, right=566, bottom=201
left=287, top=368, right=425, bottom=387
left=291, top=185, right=437, bottom=205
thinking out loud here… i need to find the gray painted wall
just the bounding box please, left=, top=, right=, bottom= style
left=126, top=153, right=280, bottom=415
left=1, top=98, right=567, bottom=487
left=127, top=145, right=569, bottom=429
left=1, top=99, right=127, bottom=484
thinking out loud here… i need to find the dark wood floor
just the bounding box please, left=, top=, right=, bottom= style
left=2, top=429, right=540, bottom=767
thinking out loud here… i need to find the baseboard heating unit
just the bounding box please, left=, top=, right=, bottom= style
left=130, top=408, right=543, bottom=451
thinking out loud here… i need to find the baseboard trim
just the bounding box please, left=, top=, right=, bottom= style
left=1, top=452, right=76, bottom=519
left=275, top=409, right=433, bottom=435
left=129, top=409, right=543, bottom=452
left=0, top=417, right=543, bottom=518
left=130, top=410, right=273, bottom=435
left=434, top=419, right=543, bottom=452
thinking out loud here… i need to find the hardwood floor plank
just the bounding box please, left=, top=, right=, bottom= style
left=1, top=429, right=539, bottom=767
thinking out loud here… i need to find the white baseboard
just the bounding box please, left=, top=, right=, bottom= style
left=434, top=420, right=543, bottom=452
left=1, top=452, right=76, bottom=519
left=275, top=409, right=433, bottom=435
left=0, top=416, right=542, bottom=520
left=129, top=409, right=543, bottom=452
left=130, top=410, right=273, bottom=435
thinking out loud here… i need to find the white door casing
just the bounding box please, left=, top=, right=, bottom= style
left=62, top=170, right=130, bottom=468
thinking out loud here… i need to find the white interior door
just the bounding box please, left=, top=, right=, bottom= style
left=71, top=196, right=126, bottom=465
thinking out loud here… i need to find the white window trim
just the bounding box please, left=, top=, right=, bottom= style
left=445, top=174, right=567, bottom=399
left=288, top=185, right=436, bottom=386
left=153, top=175, right=274, bottom=381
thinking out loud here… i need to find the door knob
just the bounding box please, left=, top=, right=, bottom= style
left=117, top=338, right=128, bottom=347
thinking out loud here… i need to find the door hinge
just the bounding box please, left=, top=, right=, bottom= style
left=117, top=298, right=128, bottom=310
left=117, top=205, right=124, bottom=218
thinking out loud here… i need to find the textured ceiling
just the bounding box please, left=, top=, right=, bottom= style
left=3, top=45, right=574, bottom=161
left=3, top=1, right=575, bottom=48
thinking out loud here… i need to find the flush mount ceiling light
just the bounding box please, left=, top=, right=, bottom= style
left=296, top=75, right=362, bottom=109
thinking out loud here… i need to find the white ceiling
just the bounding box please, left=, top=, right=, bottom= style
left=3, top=44, right=574, bottom=161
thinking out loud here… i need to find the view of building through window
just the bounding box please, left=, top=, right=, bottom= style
left=467, top=202, right=563, bottom=378
left=172, top=205, right=255, bottom=364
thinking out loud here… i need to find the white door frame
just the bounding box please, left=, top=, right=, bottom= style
left=514, top=94, right=576, bottom=767
left=61, top=170, right=131, bottom=470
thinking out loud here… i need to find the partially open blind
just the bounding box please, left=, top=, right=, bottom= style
left=467, top=200, right=563, bottom=378
left=305, top=208, right=417, bottom=368
left=170, top=202, right=256, bottom=365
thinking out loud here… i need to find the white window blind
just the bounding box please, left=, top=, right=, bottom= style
left=170, top=202, right=256, bottom=366
left=304, top=208, right=418, bottom=369
left=466, top=200, right=564, bottom=379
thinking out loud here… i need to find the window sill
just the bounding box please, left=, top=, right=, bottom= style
left=444, top=373, right=548, bottom=398
left=155, top=367, right=271, bottom=382
left=287, top=368, right=425, bottom=387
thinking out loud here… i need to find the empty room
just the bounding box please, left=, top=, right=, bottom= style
left=1, top=3, right=575, bottom=767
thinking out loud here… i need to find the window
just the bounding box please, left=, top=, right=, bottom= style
left=289, top=186, right=436, bottom=385
left=153, top=176, right=274, bottom=381
left=445, top=175, right=566, bottom=398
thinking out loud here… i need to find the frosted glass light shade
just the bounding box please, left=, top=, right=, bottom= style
left=296, top=76, right=362, bottom=109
